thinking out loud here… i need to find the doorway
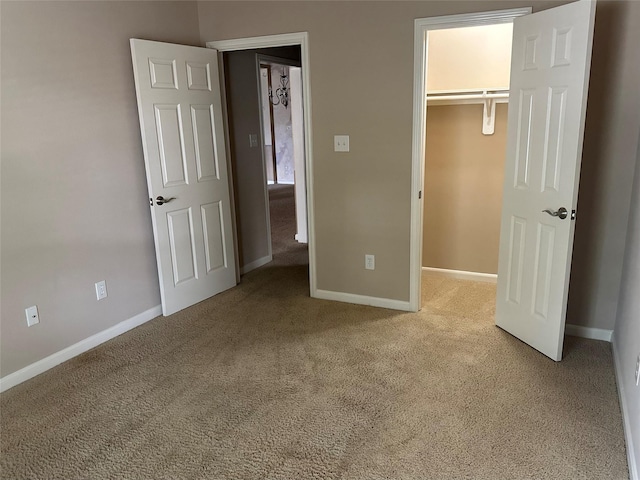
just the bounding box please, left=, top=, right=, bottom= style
left=260, top=62, right=293, bottom=186
left=421, top=23, right=513, bottom=297
left=409, top=8, right=530, bottom=312
left=257, top=56, right=308, bottom=245
left=207, top=34, right=315, bottom=291
left=412, top=3, right=597, bottom=361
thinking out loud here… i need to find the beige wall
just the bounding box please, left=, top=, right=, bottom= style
left=0, top=1, right=201, bottom=377
left=198, top=0, right=640, bottom=323
left=197, top=1, right=555, bottom=302
left=423, top=105, right=507, bottom=274
left=427, top=24, right=513, bottom=92
left=567, top=0, right=640, bottom=330
left=224, top=51, right=270, bottom=269
left=613, top=130, right=640, bottom=478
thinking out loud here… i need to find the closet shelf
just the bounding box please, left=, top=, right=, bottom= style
left=426, top=89, right=510, bottom=136
left=426, top=89, right=509, bottom=106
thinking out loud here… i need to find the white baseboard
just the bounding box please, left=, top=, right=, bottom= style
left=314, top=289, right=413, bottom=311
left=294, top=233, right=308, bottom=244
left=240, top=254, right=272, bottom=275
left=422, top=266, right=497, bottom=283
left=0, top=305, right=162, bottom=393
left=612, top=337, right=639, bottom=480
left=564, top=324, right=613, bottom=342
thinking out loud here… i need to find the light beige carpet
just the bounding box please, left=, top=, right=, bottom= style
left=0, top=185, right=628, bottom=479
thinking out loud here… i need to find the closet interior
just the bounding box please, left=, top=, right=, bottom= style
left=422, top=23, right=514, bottom=281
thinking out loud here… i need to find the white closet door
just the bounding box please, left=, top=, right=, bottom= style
left=496, top=0, right=596, bottom=360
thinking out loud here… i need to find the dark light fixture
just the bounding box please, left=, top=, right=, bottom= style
left=269, top=69, right=289, bottom=109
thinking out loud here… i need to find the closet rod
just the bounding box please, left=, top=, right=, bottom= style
left=426, top=92, right=509, bottom=102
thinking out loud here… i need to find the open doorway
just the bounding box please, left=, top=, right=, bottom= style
left=218, top=42, right=310, bottom=278
left=422, top=23, right=513, bottom=318
left=409, top=8, right=531, bottom=311
left=421, top=23, right=513, bottom=307
left=258, top=55, right=308, bottom=265
left=258, top=56, right=308, bottom=245
left=259, top=62, right=293, bottom=186
left=413, top=3, right=596, bottom=361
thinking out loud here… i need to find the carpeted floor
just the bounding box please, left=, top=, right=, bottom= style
left=0, top=185, right=629, bottom=479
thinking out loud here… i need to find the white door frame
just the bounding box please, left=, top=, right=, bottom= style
left=206, top=32, right=316, bottom=295
left=409, top=8, right=531, bottom=311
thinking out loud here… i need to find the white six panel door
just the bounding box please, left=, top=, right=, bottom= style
left=496, top=0, right=596, bottom=361
left=131, top=40, right=236, bottom=316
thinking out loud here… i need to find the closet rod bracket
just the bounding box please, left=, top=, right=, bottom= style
left=482, top=93, right=496, bottom=135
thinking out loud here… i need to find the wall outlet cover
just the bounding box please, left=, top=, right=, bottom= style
left=25, top=306, right=39, bottom=327
left=334, top=135, right=350, bottom=152
left=365, top=254, right=375, bottom=270
left=95, top=280, right=108, bottom=301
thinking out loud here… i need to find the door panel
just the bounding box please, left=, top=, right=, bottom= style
left=496, top=0, right=596, bottom=361
left=202, top=201, right=227, bottom=273
left=186, top=62, right=212, bottom=91
left=191, top=105, right=220, bottom=182
left=167, top=208, right=197, bottom=286
left=149, top=58, right=178, bottom=89
left=531, top=223, right=555, bottom=320
left=154, top=104, right=188, bottom=187
left=131, top=39, right=237, bottom=316
left=541, top=87, right=567, bottom=192
left=506, top=216, right=526, bottom=305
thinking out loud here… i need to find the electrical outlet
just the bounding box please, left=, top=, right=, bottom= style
left=25, top=306, right=39, bottom=327
left=635, top=354, right=640, bottom=387
left=334, top=135, right=350, bottom=152
left=95, top=280, right=108, bottom=301
left=365, top=254, right=375, bottom=270
left=249, top=133, right=259, bottom=148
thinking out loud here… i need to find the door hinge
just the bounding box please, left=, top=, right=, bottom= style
left=419, top=190, right=422, bottom=199
left=149, top=197, right=153, bottom=206
left=571, top=209, right=576, bottom=220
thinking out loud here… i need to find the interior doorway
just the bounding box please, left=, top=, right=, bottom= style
left=257, top=56, right=308, bottom=244
left=209, top=35, right=314, bottom=284
left=413, top=3, right=597, bottom=362
left=421, top=23, right=513, bottom=292
left=409, top=8, right=530, bottom=312
left=260, top=62, right=291, bottom=185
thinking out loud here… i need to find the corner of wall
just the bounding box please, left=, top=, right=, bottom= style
left=612, top=335, right=639, bottom=480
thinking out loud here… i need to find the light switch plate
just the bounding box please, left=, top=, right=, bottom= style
left=334, top=135, right=349, bottom=152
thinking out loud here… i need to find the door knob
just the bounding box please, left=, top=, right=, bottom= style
left=156, top=196, right=175, bottom=206
left=542, top=207, right=568, bottom=220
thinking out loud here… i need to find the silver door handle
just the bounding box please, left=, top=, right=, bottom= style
left=542, top=207, right=568, bottom=220
left=156, top=196, right=176, bottom=206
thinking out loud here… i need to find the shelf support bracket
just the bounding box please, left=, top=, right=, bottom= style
left=482, top=93, right=496, bottom=135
